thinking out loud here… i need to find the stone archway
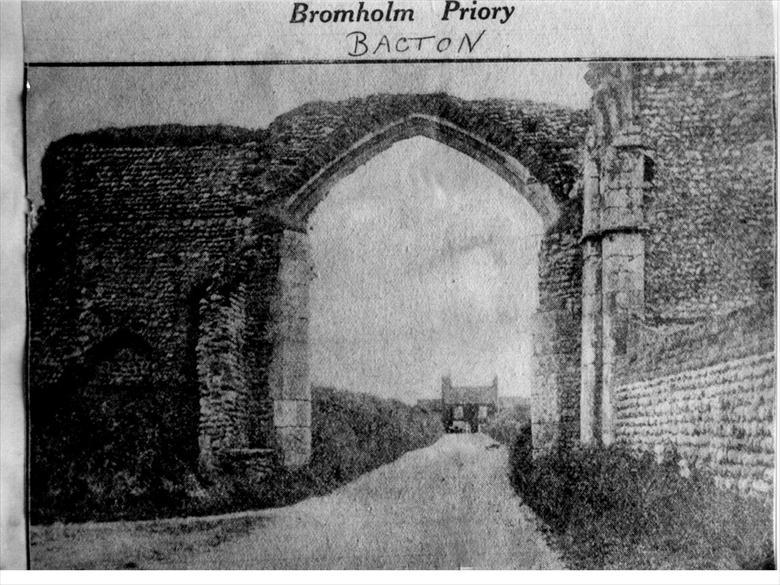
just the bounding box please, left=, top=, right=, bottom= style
left=273, top=113, right=561, bottom=466
left=242, top=98, right=589, bottom=467
left=31, top=92, right=591, bottom=474
left=31, top=63, right=776, bottom=499
left=284, top=113, right=561, bottom=228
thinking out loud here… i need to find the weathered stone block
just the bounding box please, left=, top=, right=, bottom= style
left=276, top=426, right=312, bottom=468
left=274, top=399, right=311, bottom=428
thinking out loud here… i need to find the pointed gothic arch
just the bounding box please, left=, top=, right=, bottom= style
left=284, top=113, right=561, bottom=228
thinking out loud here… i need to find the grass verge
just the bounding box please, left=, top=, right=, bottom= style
left=507, top=425, right=775, bottom=570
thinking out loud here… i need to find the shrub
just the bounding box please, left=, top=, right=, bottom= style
left=31, top=382, right=198, bottom=523
left=33, top=386, right=443, bottom=523
left=317, top=387, right=441, bottom=460
left=482, top=402, right=531, bottom=446
left=262, top=387, right=443, bottom=505
left=508, top=425, right=775, bottom=569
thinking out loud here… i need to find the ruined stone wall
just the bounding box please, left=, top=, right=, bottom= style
left=196, top=283, right=250, bottom=467
left=266, top=230, right=313, bottom=467
left=533, top=198, right=582, bottom=451
left=614, top=301, right=775, bottom=497
left=30, top=131, right=262, bottom=392
left=30, top=96, right=588, bottom=471
left=28, top=130, right=271, bottom=471
left=635, top=60, right=775, bottom=323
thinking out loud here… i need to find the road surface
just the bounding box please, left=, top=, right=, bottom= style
left=31, top=434, right=563, bottom=569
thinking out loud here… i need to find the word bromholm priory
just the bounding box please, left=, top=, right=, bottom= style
left=289, top=1, right=516, bottom=24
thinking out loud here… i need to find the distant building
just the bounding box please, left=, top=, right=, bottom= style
left=441, top=375, right=498, bottom=433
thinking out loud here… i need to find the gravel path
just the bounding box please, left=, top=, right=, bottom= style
left=31, top=433, right=563, bottom=569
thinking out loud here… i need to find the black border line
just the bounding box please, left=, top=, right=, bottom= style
left=24, top=56, right=777, bottom=67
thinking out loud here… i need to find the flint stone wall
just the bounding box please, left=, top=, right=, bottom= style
left=533, top=199, right=583, bottom=452
left=612, top=61, right=776, bottom=497
left=614, top=300, right=775, bottom=497
left=583, top=60, right=775, bottom=470
left=635, top=60, right=775, bottom=323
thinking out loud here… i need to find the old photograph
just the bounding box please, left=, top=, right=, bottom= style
left=2, top=0, right=778, bottom=575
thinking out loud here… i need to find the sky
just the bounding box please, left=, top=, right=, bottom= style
left=26, top=62, right=590, bottom=402
left=309, top=136, right=544, bottom=401
left=26, top=62, right=590, bottom=209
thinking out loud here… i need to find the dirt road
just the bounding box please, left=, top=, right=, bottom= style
left=31, top=434, right=563, bottom=569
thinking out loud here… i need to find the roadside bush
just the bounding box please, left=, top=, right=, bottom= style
left=509, top=425, right=775, bottom=569
left=308, top=387, right=443, bottom=486
left=31, top=382, right=198, bottom=523
left=482, top=402, right=531, bottom=446
left=235, top=387, right=443, bottom=509
left=33, top=386, right=443, bottom=523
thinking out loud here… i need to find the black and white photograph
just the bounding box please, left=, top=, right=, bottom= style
left=0, top=0, right=778, bottom=577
